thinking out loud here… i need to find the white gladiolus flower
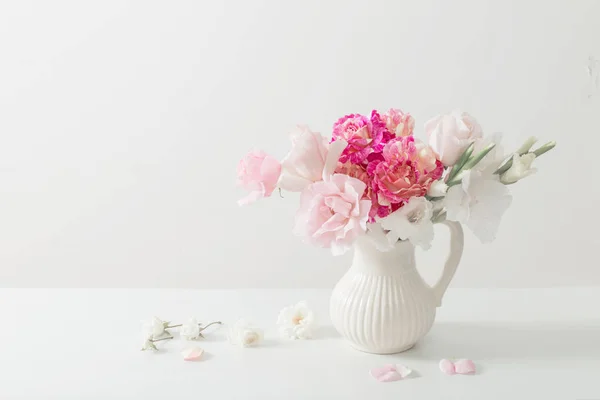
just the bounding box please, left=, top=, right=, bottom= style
left=277, top=301, right=316, bottom=340
left=228, top=319, right=263, bottom=347
left=445, top=170, right=512, bottom=243
left=500, top=153, right=537, bottom=184
left=365, top=222, right=395, bottom=252
left=380, top=196, right=435, bottom=250
left=180, top=318, right=202, bottom=340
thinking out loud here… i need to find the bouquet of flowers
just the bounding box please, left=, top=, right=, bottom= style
left=237, top=109, right=555, bottom=254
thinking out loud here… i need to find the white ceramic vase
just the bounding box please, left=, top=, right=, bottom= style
left=330, top=220, right=464, bottom=354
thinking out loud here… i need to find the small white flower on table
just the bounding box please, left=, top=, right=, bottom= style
left=228, top=319, right=263, bottom=347
left=143, top=316, right=169, bottom=339
left=277, top=301, right=316, bottom=340
left=180, top=317, right=202, bottom=340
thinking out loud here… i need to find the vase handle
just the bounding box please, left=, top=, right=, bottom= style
left=431, top=220, right=464, bottom=307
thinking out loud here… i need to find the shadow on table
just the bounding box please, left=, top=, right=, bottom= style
left=401, top=321, right=600, bottom=360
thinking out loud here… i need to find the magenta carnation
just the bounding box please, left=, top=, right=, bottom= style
left=332, top=111, right=395, bottom=164
left=367, top=136, right=443, bottom=216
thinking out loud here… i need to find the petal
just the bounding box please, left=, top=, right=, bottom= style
left=370, top=364, right=413, bottom=382
left=237, top=189, right=264, bottom=206
left=277, top=171, right=313, bottom=192
left=454, top=359, right=476, bottom=375
left=439, top=359, right=456, bottom=375
left=370, top=365, right=403, bottom=382
left=181, top=347, right=204, bottom=361
left=322, top=139, right=348, bottom=180
left=395, top=364, right=413, bottom=378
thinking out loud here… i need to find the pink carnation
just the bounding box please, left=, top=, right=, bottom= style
left=368, top=137, right=442, bottom=214
left=332, top=111, right=394, bottom=163
left=294, top=174, right=371, bottom=255
left=237, top=150, right=282, bottom=206
left=382, top=108, right=414, bottom=137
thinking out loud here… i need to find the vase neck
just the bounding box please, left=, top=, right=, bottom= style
left=351, top=236, right=416, bottom=275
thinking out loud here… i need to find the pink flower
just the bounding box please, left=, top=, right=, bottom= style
left=294, top=174, right=371, bottom=255
left=425, top=110, right=483, bottom=166
left=236, top=150, right=282, bottom=206
left=368, top=137, right=443, bottom=211
left=278, top=125, right=347, bottom=192
left=382, top=108, right=414, bottom=137
left=332, top=112, right=391, bottom=163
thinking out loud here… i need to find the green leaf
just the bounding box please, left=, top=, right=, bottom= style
left=532, top=141, right=556, bottom=157
left=462, top=143, right=496, bottom=170
left=446, top=143, right=474, bottom=182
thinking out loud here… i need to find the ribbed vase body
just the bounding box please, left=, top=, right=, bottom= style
left=330, top=237, right=437, bottom=354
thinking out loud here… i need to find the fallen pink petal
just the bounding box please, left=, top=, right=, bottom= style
left=370, top=364, right=413, bottom=382
left=439, top=359, right=476, bottom=375
left=181, top=347, right=204, bottom=361
left=439, top=359, right=456, bottom=375
left=454, top=359, right=476, bottom=374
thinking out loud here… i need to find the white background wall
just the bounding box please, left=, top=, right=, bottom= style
left=1, top=0, right=599, bottom=288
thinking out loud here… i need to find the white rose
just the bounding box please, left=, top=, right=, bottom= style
left=277, top=301, right=316, bottom=340
left=228, top=319, right=263, bottom=347
left=142, top=317, right=167, bottom=339
left=425, top=110, right=483, bottom=166
left=180, top=317, right=202, bottom=340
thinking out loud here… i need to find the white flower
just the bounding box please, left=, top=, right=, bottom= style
left=427, top=180, right=448, bottom=197
left=277, top=125, right=347, bottom=192
left=499, top=153, right=537, bottom=184
left=445, top=170, right=512, bottom=243
left=380, top=197, right=434, bottom=250
left=143, top=317, right=168, bottom=339
left=277, top=301, right=316, bottom=340
left=365, top=222, right=395, bottom=252
left=228, top=319, right=263, bottom=347
left=180, top=318, right=202, bottom=340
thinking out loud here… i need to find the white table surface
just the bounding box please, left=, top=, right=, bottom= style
left=1, top=288, right=599, bottom=400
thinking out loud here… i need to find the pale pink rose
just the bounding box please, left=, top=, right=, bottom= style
left=382, top=108, right=414, bottom=137
left=294, top=174, right=371, bottom=255
left=425, top=110, right=483, bottom=166
left=236, top=150, right=281, bottom=206
left=278, top=125, right=347, bottom=192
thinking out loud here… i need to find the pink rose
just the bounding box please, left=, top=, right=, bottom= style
left=278, top=125, right=347, bottom=192
left=382, top=108, right=414, bottom=137
left=368, top=137, right=443, bottom=210
left=294, top=174, right=371, bottom=255
left=425, top=110, right=483, bottom=166
left=236, top=150, right=282, bottom=206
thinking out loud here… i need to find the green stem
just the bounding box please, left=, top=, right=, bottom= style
left=151, top=336, right=173, bottom=343
left=199, top=321, right=223, bottom=332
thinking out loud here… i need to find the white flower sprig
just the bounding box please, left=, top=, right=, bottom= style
left=141, top=316, right=223, bottom=351
left=180, top=318, right=223, bottom=340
